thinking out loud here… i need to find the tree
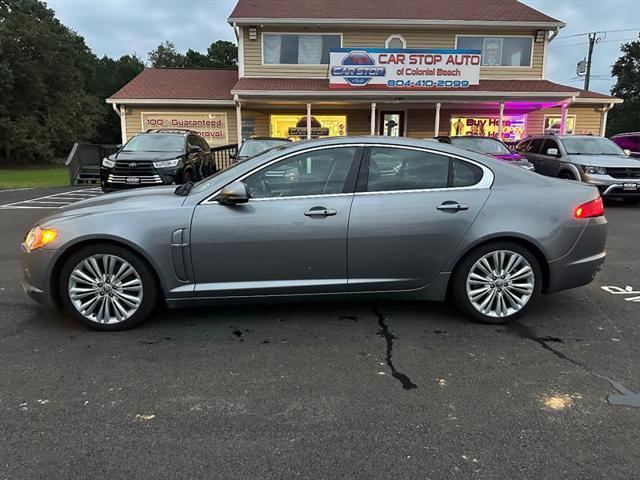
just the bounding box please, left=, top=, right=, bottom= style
left=148, top=41, right=185, bottom=68
left=0, top=0, right=102, bottom=163
left=184, top=49, right=213, bottom=68
left=606, top=36, right=640, bottom=136
left=90, top=54, right=144, bottom=144
left=207, top=40, right=237, bottom=68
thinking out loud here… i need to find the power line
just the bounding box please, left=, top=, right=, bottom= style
left=554, top=28, right=640, bottom=41
left=550, top=37, right=638, bottom=49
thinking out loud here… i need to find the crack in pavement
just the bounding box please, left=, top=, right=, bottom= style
left=373, top=307, right=417, bottom=390
left=507, top=321, right=639, bottom=409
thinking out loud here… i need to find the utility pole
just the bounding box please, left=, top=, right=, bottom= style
left=584, top=33, right=596, bottom=91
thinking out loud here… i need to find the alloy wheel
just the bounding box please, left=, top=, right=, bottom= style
left=67, top=254, right=143, bottom=324
left=465, top=250, right=535, bottom=318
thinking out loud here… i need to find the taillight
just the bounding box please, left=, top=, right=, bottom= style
left=574, top=197, right=604, bottom=219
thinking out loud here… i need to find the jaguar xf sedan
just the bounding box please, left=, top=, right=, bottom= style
left=21, top=137, right=607, bottom=330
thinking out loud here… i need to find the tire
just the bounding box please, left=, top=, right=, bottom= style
left=59, top=243, right=158, bottom=331
left=183, top=171, right=193, bottom=183
left=451, top=242, right=543, bottom=325
left=559, top=171, right=575, bottom=180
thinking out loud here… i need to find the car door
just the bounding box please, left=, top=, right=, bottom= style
left=537, top=138, right=562, bottom=176
left=189, top=145, right=361, bottom=297
left=347, top=145, right=492, bottom=292
left=520, top=138, right=544, bottom=173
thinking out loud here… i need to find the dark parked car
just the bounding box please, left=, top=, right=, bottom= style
left=232, top=137, right=291, bottom=162
left=611, top=132, right=640, bottom=158
left=100, top=129, right=215, bottom=192
left=516, top=134, right=640, bottom=204
left=23, top=136, right=606, bottom=330
left=436, top=135, right=535, bottom=170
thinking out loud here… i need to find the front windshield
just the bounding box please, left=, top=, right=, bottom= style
left=561, top=137, right=625, bottom=155
left=238, top=139, right=289, bottom=158
left=122, top=134, right=184, bottom=153
left=451, top=137, right=511, bottom=155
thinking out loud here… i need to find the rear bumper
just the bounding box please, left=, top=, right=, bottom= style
left=546, top=216, right=607, bottom=294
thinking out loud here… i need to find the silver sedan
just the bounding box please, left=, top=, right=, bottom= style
left=21, top=137, right=607, bottom=330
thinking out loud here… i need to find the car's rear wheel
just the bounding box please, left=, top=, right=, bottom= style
left=451, top=242, right=542, bottom=324
left=60, top=244, right=157, bottom=330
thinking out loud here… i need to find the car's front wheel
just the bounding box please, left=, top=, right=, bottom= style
left=60, top=244, right=157, bottom=330
left=451, top=242, right=542, bottom=324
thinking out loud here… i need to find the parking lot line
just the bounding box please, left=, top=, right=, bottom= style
left=0, top=188, right=103, bottom=209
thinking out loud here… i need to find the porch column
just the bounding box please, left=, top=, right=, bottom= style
left=306, top=103, right=312, bottom=140
left=600, top=103, right=614, bottom=137
left=370, top=102, right=377, bottom=135
left=498, top=102, right=505, bottom=140
left=434, top=102, right=441, bottom=137
left=235, top=96, right=243, bottom=147
left=560, top=102, right=569, bottom=135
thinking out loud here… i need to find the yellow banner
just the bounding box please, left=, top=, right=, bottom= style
left=270, top=115, right=347, bottom=140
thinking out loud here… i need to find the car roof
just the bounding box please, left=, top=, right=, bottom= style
left=612, top=132, right=640, bottom=138
left=245, top=136, right=291, bottom=141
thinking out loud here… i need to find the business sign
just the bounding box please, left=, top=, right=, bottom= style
left=329, top=48, right=481, bottom=89
left=141, top=112, right=228, bottom=146
left=451, top=115, right=527, bottom=142
left=270, top=114, right=347, bottom=140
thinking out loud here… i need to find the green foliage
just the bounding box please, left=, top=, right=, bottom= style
left=148, top=40, right=237, bottom=68
left=0, top=0, right=101, bottom=163
left=607, top=36, right=640, bottom=136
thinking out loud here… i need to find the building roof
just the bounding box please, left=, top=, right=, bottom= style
left=229, top=0, right=563, bottom=26
left=232, top=77, right=619, bottom=102
left=107, top=68, right=238, bottom=103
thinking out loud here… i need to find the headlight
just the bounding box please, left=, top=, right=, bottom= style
left=102, top=158, right=115, bottom=168
left=153, top=159, right=181, bottom=168
left=583, top=166, right=607, bottom=175
left=23, top=226, right=58, bottom=252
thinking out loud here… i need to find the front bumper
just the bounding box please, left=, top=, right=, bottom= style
left=21, top=245, right=59, bottom=308
left=100, top=167, right=182, bottom=191
left=581, top=173, right=640, bottom=197
left=546, top=215, right=607, bottom=294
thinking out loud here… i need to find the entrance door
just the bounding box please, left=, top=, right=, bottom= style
left=189, top=146, right=361, bottom=297
left=379, top=111, right=405, bottom=137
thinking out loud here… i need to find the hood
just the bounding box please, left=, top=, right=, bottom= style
left=109, top=150, right=182, bottom=162
left=565, top=154, right=640, bottom=167
left=37, top=186, right=185, bottom=226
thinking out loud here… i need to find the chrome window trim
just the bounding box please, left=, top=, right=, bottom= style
left=202, top=143, right=494, bottom=204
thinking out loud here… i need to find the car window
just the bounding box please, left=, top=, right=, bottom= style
left=366, top=147, right=450, bottom=192
left=239, top=139, right=290, bottom=158
left=122, top=134, right=184, bottom=152
left=527, top=139, right=544, bottom=154
left=450, top=137, right=511, bottom=155
left=515, top=140, right=530, bottom=152
left=196, top=136, right=209, bottom=150
left=244, top=147, right=357, bottom=199
left=452, top=159, right=484, bottom=187
left=561, top=136, right=625, bottom=155
left=541, top=139, right=559, bottom=156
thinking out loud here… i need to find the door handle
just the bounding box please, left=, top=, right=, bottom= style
left=304, top=206, right=337, bottom=217
left=436, top=201, right=469, bottom=212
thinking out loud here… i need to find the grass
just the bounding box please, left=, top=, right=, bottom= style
left=0, top=167, right=69, bottom=189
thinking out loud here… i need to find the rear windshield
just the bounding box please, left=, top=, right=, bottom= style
left=450, top=137, right=511, bottom=155
left=561, top=137, right=624, bottom=155
left=122, top=134, right=185, bottom=153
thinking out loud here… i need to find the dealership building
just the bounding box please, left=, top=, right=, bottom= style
left=107, top=0, right=621, bottom=148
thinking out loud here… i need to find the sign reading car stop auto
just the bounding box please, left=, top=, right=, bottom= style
left=141, top=112, right=229, bottom=146
left=329, top=48, right=481, bottom=89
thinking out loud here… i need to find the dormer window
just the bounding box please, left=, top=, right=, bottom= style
left=263, top=33, right=341, bottom=65
left=385, top=35, right=407, bottom=49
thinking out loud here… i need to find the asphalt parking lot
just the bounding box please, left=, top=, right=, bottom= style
left=1, top=187, right=638, bottom=479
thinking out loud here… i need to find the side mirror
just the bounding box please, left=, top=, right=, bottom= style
left=546, top=148, right=559, bottom=156
left=624, top=149, right=631, bottom=156
left=216, top=181, right=250, bottom=205
left=189, top=144, right=202, bottom=153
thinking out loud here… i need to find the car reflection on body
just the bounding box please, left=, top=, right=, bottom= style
left=22, top=136, right=607, bottom=330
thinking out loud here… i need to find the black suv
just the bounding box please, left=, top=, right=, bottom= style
left=100, top=129, right=215, bottom=192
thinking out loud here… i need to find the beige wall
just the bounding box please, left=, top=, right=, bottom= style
left=527, top=106, right=603, bottom=136
left=242, top=26, right=545, bottom=80
left=123, top=106, right=238, bottom=143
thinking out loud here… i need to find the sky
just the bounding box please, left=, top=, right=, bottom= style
left=45, top=0, right=640, bottom=95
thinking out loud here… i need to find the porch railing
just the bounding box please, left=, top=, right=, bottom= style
left=65, top=143, right=120, bottom=185
left=212, top=143, right=238, bottom=171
